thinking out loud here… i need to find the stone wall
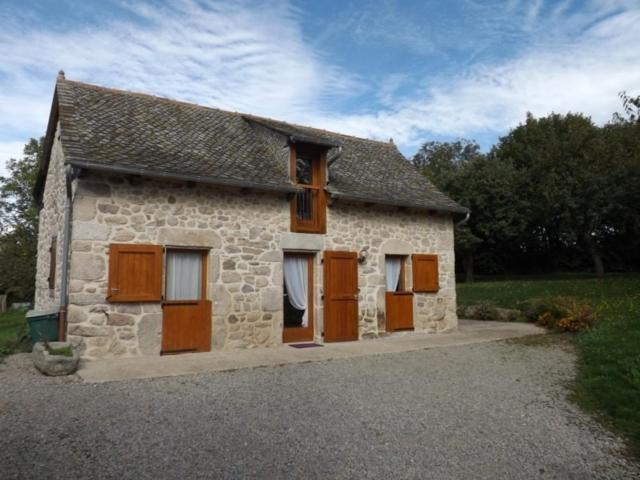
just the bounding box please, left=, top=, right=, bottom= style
left=66, top=174, right=289, bottom=359
left=34, top=123, right=66, bottom=311
left=324, top=203, right=457, bottom=338
left=65, top=173, right=457, bottom=359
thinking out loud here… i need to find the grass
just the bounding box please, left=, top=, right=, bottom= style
left=0, top=309, right=31, bottom=358
left=506, top=332, right=570, bottom=347
left=457, top=273, right=640, bottom=457
left=457, top=273, right=639, bottom=309
left=44, top=343, right=73, bottom=357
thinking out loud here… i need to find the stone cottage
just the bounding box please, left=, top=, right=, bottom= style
left=33, top=71, right=468, bottom=360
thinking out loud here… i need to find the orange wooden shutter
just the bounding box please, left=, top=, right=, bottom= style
left=108, top=244, right=163, bottom=302
left=412, top=254, right=439, bottom=293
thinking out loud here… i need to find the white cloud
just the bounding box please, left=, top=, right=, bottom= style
left=0, top=0, right=360, bottom=169
left=0, top=142, right=26, bottom=177
left=302, top=4, right=640, bottom=150
left=0, top=0, right=639, bottom=173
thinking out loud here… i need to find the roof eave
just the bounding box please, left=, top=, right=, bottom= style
left=34, top=86, right=60, bottom=207
left=67, top=160, right=302, bottom=194
left=327, top=190, right=469, bottom=215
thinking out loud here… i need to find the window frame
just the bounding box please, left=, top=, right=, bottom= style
left=289, top=143, right=327, bottom=234
left=386, top=254, right=407, bottom=292
left=163, top=248, right=208, bottom=306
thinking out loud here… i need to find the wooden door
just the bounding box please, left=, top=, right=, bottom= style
left=161, top=249, right=211, bottom=354
left=283, top=254, right=315, bottom=343
left=162, top=301, right=212, bottom=353
left=385, top=255, right=414, bottom=331
left=385, top=292, right=414, bottom=331
left=323, top=251, right=359, bottom=342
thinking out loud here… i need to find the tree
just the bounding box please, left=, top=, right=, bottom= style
left=413, top=96, right=640, bottom=280
left=450, top=153, right=530, bottom=280
left=494, top=113, right=621, bottom=276
left=412, top=139, right=528, bottom=281
left=614, top=91, right=640, bottom=124
left=598, top=120, right=640, bottom=270
left=411, top=139, right=480, bottom=190
left=0, top=138, right=43, bottom=301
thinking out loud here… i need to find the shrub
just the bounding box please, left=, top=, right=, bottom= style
left=495, top=308, right=525, bottom=322
left=519, top=298, right=558, bottom=323
left=532, top=296, right=599, bottom=332
left=471, top=301, right=499, bottom=321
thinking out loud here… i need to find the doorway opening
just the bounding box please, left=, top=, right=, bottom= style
left=283, top=253, right=314, bottom=343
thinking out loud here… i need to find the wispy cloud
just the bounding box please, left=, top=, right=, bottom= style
left=0, top=0, right=360, bottom=172
left=0, top=0, right=639, bottom=171
left=304, top=1, right=640, bottom=149
left=0, top=142, right=27, bottom=177
left=11, top=1, right=362, bottom=109
left=525, top=0, right=545, bottom=30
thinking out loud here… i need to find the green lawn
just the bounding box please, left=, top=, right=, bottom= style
left=0, top=309, right=30, bottom=357
left=457, top=273, right=640, bottom=457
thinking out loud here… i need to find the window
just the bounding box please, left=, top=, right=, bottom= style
left=48, top=236, right=57, bottom=291
left=290, top=143, right=326, bottom=233
left=108, top=244, right=163, bottom=302
left=385, top=255, right=406, bottom=292
left=296, top=154, right=313, bottom=185
left=412, top=254, right=439, bottom=293
left=165, top=250, right=205, bottom=301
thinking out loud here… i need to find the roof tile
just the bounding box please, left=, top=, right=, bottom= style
left=52, top=79, right=466, bottom=214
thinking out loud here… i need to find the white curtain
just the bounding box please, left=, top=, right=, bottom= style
left=166, top=251, right=202, bottom=300
left=284, top=256, right=309, bottom=326
left=385, top=256, right=401, bottom=292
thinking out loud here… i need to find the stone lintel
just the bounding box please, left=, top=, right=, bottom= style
left=280, top=232, right=324, bottom=252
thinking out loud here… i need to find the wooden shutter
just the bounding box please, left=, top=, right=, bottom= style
left=48, top=236, right=57, bottom=290
left=108, top=244, right=163, bottom=302
left=412, top=254, right=439, bottom=293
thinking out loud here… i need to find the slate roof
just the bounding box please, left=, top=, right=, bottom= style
left=37, top=75, right=467, bottom=215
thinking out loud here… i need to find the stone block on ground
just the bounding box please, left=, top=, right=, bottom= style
left=32, top=342, right=80, bottom=376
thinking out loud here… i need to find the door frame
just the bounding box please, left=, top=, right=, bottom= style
left=161, top=248, right=211, bottom=354
left=282, top=252, right=315, bottom=343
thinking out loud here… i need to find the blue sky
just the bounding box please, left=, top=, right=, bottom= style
left=1, top=0, right=639, bottom=175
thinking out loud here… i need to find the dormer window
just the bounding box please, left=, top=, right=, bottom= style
left=296, top=154, right=313, bottom=186
left=290, top=143, right=326, bottom=233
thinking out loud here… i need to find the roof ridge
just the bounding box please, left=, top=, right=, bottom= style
left=59, top=77, right=395, bottom=147
left=59, top=78, right=237, bottom=116
left=46, top=75, right=466, bottom=215
left=241, top=113, right=395, bottom=147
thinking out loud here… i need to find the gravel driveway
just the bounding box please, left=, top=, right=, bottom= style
left=1, top=339, right=638, bottom=479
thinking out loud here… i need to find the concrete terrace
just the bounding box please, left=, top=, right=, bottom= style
left=78, top=320, right=544, bottom=383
